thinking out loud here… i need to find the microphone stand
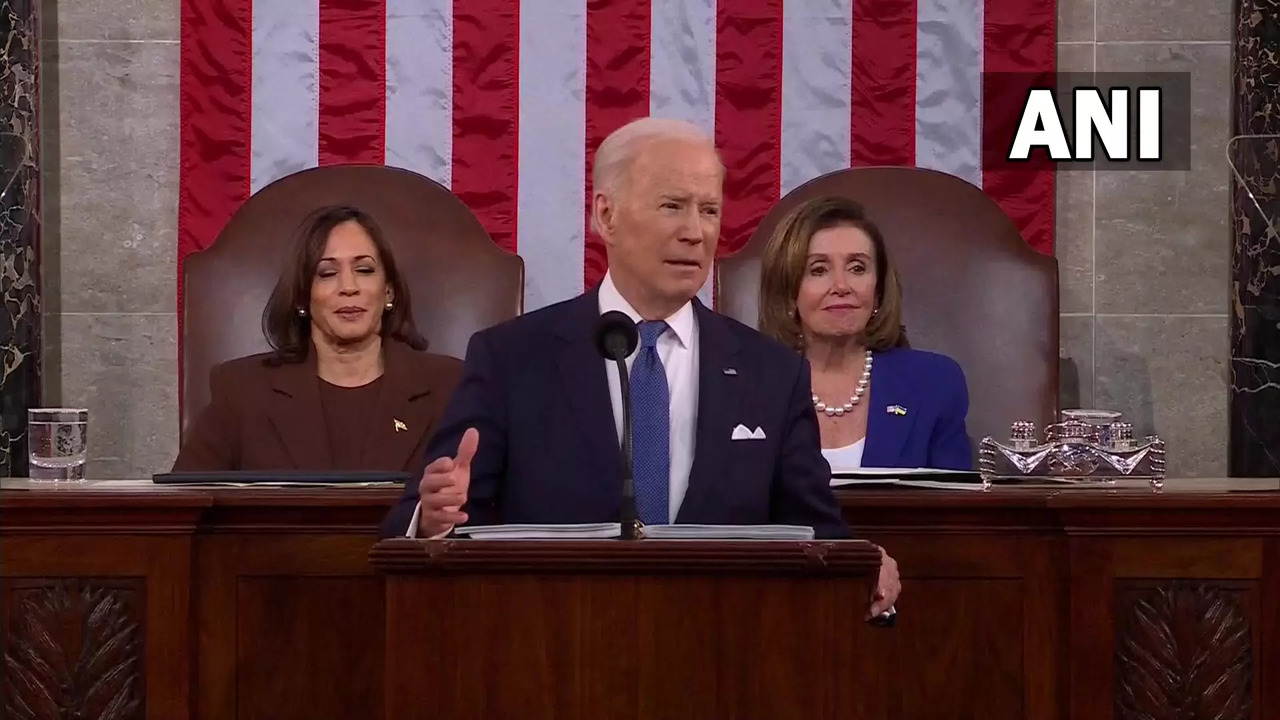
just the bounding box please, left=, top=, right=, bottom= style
left=615, top=356, right=639, bottom=540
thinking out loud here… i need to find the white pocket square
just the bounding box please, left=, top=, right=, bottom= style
left=731, top=424, right=766, bottom=440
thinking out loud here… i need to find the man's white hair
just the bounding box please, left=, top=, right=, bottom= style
left=589, top=116, right=720, bottom=233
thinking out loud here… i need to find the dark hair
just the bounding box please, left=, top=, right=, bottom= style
left=758, top=196, right=909, bottom=352
left=261, top=205, right=427, bottom=364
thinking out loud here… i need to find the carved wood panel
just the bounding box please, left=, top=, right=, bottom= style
left=1114, top=582, right=1253, bottom=720
left=0, top=579, right=144, bottom=720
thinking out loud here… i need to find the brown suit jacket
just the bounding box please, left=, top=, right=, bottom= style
left=172, top=339, right=463, bottom=473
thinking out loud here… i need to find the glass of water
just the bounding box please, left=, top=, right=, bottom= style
left=28, top=408, right=89, bottom=482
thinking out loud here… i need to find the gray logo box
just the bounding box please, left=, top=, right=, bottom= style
left=984, top=72, right=1192, bottom=172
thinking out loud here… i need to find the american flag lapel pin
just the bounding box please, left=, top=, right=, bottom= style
left=394, top=419, right=408, bottom=432
left=723, top=368, right=738, bottom=376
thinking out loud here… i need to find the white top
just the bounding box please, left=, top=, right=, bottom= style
left=599, top=271, right=699, bottom=523
left=821, top=437, right=866, bottom=470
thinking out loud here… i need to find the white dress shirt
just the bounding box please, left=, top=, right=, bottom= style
left=598, top=271, right=699, bottom=523
left=406, top=272, right=700, bottom=536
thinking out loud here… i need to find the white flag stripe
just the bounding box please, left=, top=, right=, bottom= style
left=250, top=0, right=319, bottom=194
left=649, top=0, right=717, bottom=136
left=649, top=0, right=718, bottom=307
left=915, top=0, right=984, bottom=187
left=516, top=0, right=588, bottom=309
left=384, top=0, right=454, bottom=187
left=780, top=0, right=853, bottom=195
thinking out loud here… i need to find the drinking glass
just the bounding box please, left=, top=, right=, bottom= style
left=27, top=408, right=89, bottom=482
left=1060, top=408, right=1122, bottom=445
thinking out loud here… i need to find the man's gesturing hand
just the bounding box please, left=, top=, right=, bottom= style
left=417, top=427, right=479, bottom=538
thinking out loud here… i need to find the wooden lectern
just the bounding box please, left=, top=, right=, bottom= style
left=370, top=537, right=890, bottom=720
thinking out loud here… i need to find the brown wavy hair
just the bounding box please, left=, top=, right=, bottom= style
left=758, top=196, right=908, bottom=352
left=261, top=205, right=428, bottom=364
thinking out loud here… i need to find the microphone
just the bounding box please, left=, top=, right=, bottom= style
left=593, top=311, right=640, bottom=540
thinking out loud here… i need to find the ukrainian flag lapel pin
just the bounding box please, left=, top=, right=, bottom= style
left=886, top=405, right=907, bottom=416
left=394, top=419, right=408, bottom=432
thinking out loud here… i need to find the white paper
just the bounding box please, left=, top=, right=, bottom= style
left=895, top=480, right=989, bottom=491
left=457, top=523, right=622, bottom=539
left=90, top=480, right=395, bottom=489
left=829, top=466, right=962, bottom=476
left=454, top=523, right=817, bottom=540
left=831, top=477, right=902, bottom=487
left=641, top=524, right=814, bottom=540
left=830, top=477, right=986, bottom=490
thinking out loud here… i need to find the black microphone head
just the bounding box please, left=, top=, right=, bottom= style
left=593, top=310, right=639, bottom=361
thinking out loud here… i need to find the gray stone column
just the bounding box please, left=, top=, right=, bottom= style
left=1228, top=0, right=1280, bottom=476
left=0, top=0, right=41, bottom=477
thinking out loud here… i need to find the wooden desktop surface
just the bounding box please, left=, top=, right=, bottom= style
left=1, top=477, right=1276, bottom=720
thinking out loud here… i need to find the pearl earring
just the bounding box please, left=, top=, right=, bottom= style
left=297, top=307, right=307, bottom=317
left=385, top=301, right=394, bottom=310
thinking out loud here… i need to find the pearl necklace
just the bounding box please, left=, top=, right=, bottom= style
left=812, top=351, right=872, bottom=417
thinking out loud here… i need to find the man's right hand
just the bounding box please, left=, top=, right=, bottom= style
left=417, top=427, right=479, bottom=537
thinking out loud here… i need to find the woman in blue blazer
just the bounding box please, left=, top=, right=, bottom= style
left=758, top=196, right=973, bottom=471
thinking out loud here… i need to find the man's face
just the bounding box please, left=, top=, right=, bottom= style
left=595, top=137, right=723, bottom=313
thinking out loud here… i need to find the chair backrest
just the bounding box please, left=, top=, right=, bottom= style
left=716, top=166, right=1059, bottom=446
left=181, top=164, right=524, bottom=438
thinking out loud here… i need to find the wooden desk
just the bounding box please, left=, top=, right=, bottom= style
left=1, top=478, right=1276, bottom=720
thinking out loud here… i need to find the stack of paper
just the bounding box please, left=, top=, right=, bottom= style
left=457, top=523, right=622, bottom=539
left=830, top=466, right=962, bottom=478
left=641, top=524, right=815, bottom=540
left=829, top=467, right=986, bottom=491
left=118, top=480, right=395, bottom=488
left=453, top=524, right=817, bottom=540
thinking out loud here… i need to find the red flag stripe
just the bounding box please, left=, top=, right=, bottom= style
left=982, top=0, right=1056, bottom=254
left=849, top=0, right=917, bottom=166
left=318, top=0, right=388, bottom=165
left=715, top=0, right=783, bottom=256
left=177, top=0, right=254, bottom=408
left=583, top=0, right=653, bottom=291
left=451, top=0, right=520, bottom=254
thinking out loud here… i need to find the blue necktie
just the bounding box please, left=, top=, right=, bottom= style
left=630, top=320, right=670, bottom=525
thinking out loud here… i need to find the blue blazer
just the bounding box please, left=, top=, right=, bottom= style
left=858, top=346, right=973, bottom=471
left=380, top=289, right=851, bottom=539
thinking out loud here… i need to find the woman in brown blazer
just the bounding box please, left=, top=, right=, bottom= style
left=173, top=205, right=463, bottom=473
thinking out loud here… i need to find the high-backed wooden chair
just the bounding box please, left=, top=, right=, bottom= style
left=717, top=166, right=1059, bottom=447
left=181, top=165, right=524, bottom=439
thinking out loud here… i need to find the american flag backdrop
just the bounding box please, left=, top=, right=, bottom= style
left=178, top=0, right=1056, bottom=313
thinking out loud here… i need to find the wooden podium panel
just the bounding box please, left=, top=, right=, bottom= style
left=0, top=483, right=394, bottom=720
left=1053, top=492, right=1280, bottom=720
left=373, top=538, right=886, bottom=720
left=842, top=482, right=1280, bottom=720
left=0, top=489, right=207, bottom=720
left=2, top=478, right=1278, bottom=720
left=191, top=489, right=393, bottom=720
left=841, top=492, right=1067, bottom=719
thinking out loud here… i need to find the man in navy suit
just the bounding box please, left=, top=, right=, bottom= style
left=381, top=117, right=900, bottom=615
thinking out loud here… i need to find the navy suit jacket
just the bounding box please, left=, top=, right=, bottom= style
left=380, top=289, right=851, bottom=539
left=858, top=347, right=973, bottom=471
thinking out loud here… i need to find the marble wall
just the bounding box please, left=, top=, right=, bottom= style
left=1, top=0, right=41, bottom=477
left=1055, top=0, right=1233, bottom=477
left=39, top=0, right=178, bottom=478
left=1228, top=0, right=1280, bottom=476
left=37, top=0, right=1239, bottom=478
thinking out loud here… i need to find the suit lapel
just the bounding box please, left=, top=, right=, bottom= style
left=677, top=302, right=741, bottom=522
left=267, top=355, right=332, bottom=469
left=862, top=349, right=916, bottom=467
left=555, top=290, right=626, bottom=486
left=360, top=341, right=439, bottom=471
